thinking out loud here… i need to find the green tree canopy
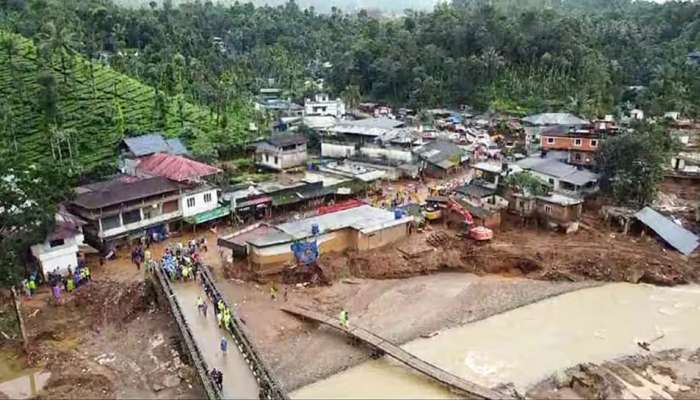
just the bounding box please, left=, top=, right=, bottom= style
left=596, top=124, right=680, bottom=207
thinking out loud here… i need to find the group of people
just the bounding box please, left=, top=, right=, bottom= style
left=22, top=262, right=91, bottom=305
left=158, top=240, right=207, bottom=282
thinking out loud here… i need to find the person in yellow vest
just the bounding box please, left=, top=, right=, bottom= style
left=66, top=276, right=75, bottom=292
left=84, top=266, right=91, bottom=281
left=339, top=309, right=349, bottom=329
left=222, top=308, right=231, bottom=331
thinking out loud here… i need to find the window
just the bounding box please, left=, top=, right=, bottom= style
left=573, top=153, right=582, bottom=161
left=546, top=137, right=555, bottom=144
left=274, top=156, right=279, bottom=165
left=49, top=239, right=65, bottom=248
left=122, top=209, right=142, bottom=225
left=204, top=193, right=212, bottom=203
left=186, top=197, right=196, bottom=208
left=591, top=139, right=598, bottom=148
left=544, top=205, right=553, bottom=215
left=574, top=138, right=582, bottom=146
left=163, top=200, right=179, bottom=213
left=548, top=178, right=555, bottom=185
left=265, top=154, right=269, bottom=162
left=101, top=215, right=121, bottom=231
left=143, top=209, right=152, bottom=220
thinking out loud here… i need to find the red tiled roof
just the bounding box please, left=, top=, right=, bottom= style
left=136, top=153, right=222, bottom=183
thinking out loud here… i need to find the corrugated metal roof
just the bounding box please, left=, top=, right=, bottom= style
left=136, top=153, right=221, bottom=183
left=517, top=157, right=598, bottom=186
left=122, top=134, right=188, bottom=157
left=522, top=113, right=589, bottom=126
left=276, top=205, right=410, bottom=239
left=72, top=176, right=180, bottom=210
left=415, top=140, right=465, bottom=169
left=634, top=207, right=699, bottom=255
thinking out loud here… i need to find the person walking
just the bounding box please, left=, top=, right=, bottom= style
left=220, top=336, right=228, bottom=356
left=283, top=286, right=288, bottom=303
left=196, top=296, right=204, bottom=314
left=201, top=300, right=208, bottom=318
left=270, top=284, right=278, bottom=301
left=339, top=309, right=349, bottom=329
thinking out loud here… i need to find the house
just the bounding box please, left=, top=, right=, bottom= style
left=255, top=134, right=308, bottom=170
left=516, top=157, right=599, bottom=196
left=414, top=140, right=468, bottom=178
left=630, top=109, right=645, bottom=121
left=454, top=182, right=508, bottom=210
left=471, top=162, right=511, bottom=189
left=536, top=193, right=583, bottom=232
left=509, top=192, right=583, bottom=233
left=304, top=93, right=346, bottom=117
left=132, top=153, right=226, bottom=226
left=540, top=125, right=602, bottom=167
left=69, top=176, right=184, bottom=249
left=322, top=118, right=416, bottom=165
left=118, top=133, right=188, bottom=174
left=670, top=152, right=700, bottom=175
left=219, top=205, right=413, bottom=273
left=521, top=113, right=589, bottom=127
left=30, top=207, right=91, bottom=276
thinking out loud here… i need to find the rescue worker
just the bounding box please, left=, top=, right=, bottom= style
left=84, top=266, right=91, bottom=281
left=270, top=284, right=278, bottom=301
left=220, top=336, right=228, bottom=355
left=222, top=308, right=231, bottom=331
left=217, top=299, right=225, bottom=314
left=28, top=277, right=37, bottom=296
left=22, top=279, right=31, bottom=298
left=339, top=309, right=349, bottom=329
left=66, top=276, right=75, bottom=292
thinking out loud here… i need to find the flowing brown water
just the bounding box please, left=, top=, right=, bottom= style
left=293, top=283, right=700, bottom=399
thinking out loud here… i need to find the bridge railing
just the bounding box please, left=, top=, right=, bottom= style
left=198, top=266, right=289, bottom=400
left=151, top=266, right=222, bottom=400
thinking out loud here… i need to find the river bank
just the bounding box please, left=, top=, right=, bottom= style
left=290, top=283, right=700, bottom=399
left=216, top=273, right=597, bottom=391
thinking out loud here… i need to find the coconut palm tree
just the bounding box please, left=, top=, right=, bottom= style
left=38, top=21, right=82, bottom=84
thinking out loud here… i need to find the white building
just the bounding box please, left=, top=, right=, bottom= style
left=180, top=185, right=220, bottom=218
left=304, top=94, right=346, bottom=117
left=31, top=209, right=88, bottom=276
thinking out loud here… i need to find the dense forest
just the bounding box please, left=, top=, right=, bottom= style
left=0, top=0, right=699, bottom=170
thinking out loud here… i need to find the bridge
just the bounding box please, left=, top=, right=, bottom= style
left=282, top=305, right=505, bottom=400
left=151, top=266, right=287, bottom=400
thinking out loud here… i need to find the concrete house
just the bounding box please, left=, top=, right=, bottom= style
left=133, top=153, right=227, bottom=225
left=516, top=157, right=598, bottom=196
left=255, top=134, right=308, bottom=170
left=219, top=205, right=413, bottom=273
left=414, top=140, right=468, bottom=178
left=69, top=176, right=184, bottom=249
left=30, top=208, right=90, bottom=276
left=509, top=192, right=583, bottom=233
left=304, top=93, right=346, bottom=117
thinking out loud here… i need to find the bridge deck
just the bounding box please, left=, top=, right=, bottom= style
left=282, top=305, right=504, bottom=400
left=171, top=282, right=260, bottom=399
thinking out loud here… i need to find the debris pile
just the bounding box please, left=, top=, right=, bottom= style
left=73, top=280, right=148, bottom=325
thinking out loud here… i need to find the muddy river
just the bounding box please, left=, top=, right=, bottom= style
left=292, top=283, right=700, bottom=399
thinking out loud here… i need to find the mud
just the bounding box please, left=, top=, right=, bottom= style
left=19, top=280, right=204, bottom=400
left=318, top=218, right=698, bottom=286
left=528, top=348, right=700, bottom=399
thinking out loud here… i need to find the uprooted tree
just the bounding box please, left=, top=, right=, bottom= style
left=596, top=123, right=680, bottom=207
left=0, top=153, right=73, bottom=287
left=504, top=171, right=551, bottom=197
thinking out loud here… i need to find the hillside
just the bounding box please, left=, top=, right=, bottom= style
left=0, top=31, right=217, bottom=171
